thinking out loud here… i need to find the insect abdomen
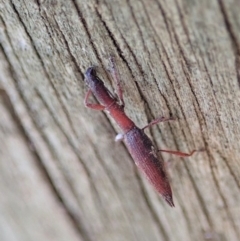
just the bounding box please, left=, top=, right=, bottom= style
left=124, top=127, right=174, bottom=206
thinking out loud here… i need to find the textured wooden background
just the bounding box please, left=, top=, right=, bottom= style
left=0, top=0, right=240, bottom=241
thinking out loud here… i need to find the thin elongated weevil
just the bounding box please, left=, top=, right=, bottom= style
left=84, top=58, right=198, bottom=207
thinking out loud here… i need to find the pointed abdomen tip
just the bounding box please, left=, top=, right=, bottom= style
left=164, top=194, right=175, bottom=207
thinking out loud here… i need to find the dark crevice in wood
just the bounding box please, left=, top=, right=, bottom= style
left=34, top=0, right=40, bottom=7
left=118, top=0, right=147, bottom=78
left=236, top=56, right=240, bottom=88
left=139, top=0, right=184, bottom=151
left=171, top=26, right=195, bottom=77
left=218, top=0, right=240, bottom=87
left=121, top=36, right=145, bottom=80
left=160, top=49, right=196, bottom=147
left=94, top=7, right=133, bottom=77
left=146, top=89, right=174, bottom=150
left=216, top=150, right=240, bottom=190
left=0, top=16, right=14, bottom=67
left=127, top=0, right=152, bottom=64
left=173, top=0, right=198, bottom=65
left=71, top=0, right=105, bottom=70
left=155, top=0, right=174, bottom=46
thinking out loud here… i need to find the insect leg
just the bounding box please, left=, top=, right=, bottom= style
left=142, top=116, right=175, bottom=130
left=158, top=149, right=197, bottom=157
left=109, top=56, right=124, bottom=106
left=84, top=89, right=105, bottom=110
left=158, top=148, right=204, bottom=157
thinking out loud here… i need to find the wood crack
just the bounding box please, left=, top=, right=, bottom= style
left=218, top=0, right=240, bottom=87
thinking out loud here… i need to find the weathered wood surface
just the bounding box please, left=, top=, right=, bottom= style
left=0, top=0, right=240, bottom=240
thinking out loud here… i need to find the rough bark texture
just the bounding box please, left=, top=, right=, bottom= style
left=0, top=0, right=240, bottom=241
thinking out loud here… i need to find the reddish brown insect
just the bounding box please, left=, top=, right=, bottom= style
left=84, top=59, right=198, bottom=207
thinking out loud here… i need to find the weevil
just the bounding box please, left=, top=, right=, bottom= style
left=83, top=59, right=198, bottom=207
